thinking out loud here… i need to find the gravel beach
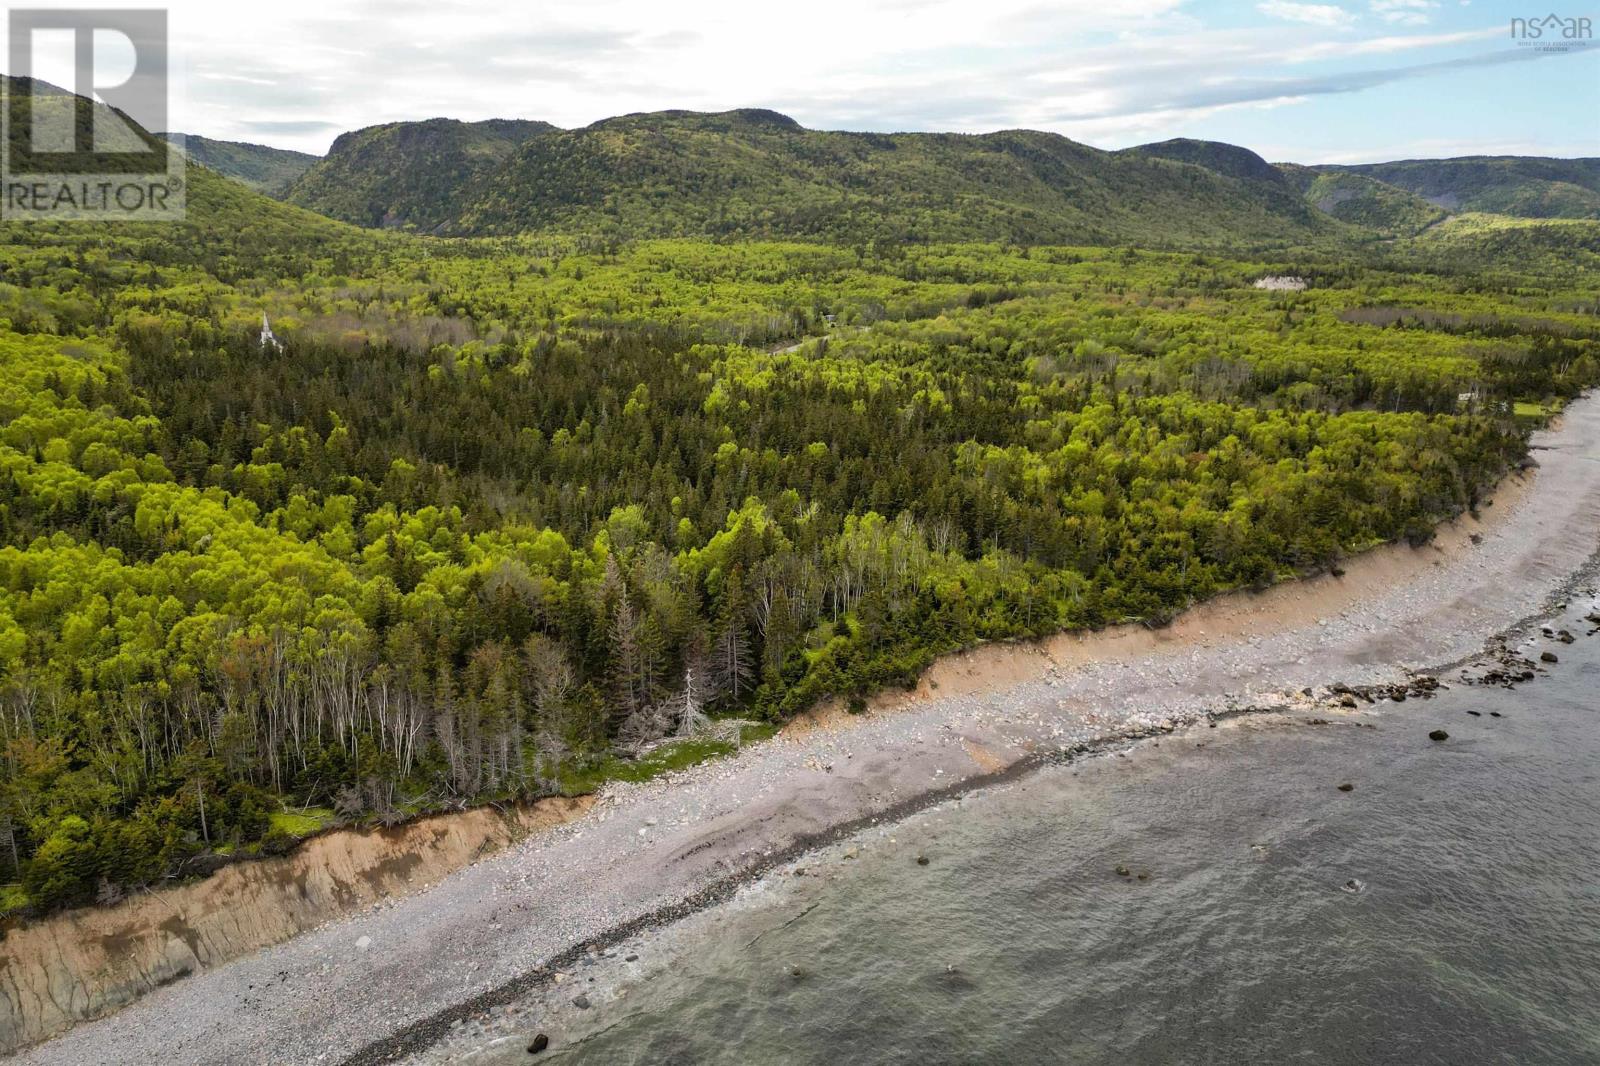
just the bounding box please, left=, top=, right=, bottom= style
left=15, top=394, right=1600, bottom=1066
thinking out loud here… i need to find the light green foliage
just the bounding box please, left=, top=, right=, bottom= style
left=0, top=882, right=28, bottom=915
left=0, top=150, right=1594, bottom=916
left=268, top=808, right=336, bottom=837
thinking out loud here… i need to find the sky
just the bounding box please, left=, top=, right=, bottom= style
left=3, top=0, right=1597, bottom=161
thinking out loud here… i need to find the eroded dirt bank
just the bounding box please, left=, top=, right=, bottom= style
left=13, top=394, right=1600, bottom=1066
left=0, top=796, right=590, bottom=1053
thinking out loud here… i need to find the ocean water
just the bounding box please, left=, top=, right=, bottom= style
left=454, top=609, right=1600, bottom=1066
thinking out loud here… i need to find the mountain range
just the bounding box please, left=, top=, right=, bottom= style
left=88, top=102, right=1600, bottom=246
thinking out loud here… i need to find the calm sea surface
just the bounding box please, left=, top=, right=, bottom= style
left=458, top=611, right=1600, bottom=1066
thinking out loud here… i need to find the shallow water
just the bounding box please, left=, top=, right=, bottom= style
left=449, top=606, right=1600, bottom=1066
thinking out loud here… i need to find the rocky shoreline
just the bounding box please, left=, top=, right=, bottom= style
left=13, top=394, right=1600, bottom=1066
left=411, top=581, right=1600, bottom=1064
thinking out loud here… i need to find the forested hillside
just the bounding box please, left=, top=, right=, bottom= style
left=1123, top=138, right=1288, bottom=186
left=160, top=134, right=318, bottom=197
left=1318, top=156, right=1600, bottom=218
left=1276, top=164, right=1448, bottom=237
left=278, top=108, right=1599, bottom=245
left=284, top=117, right=555, bottom=229
left=288, top=109, right=1339, bottom=246
left=1, top=96, right=1598, bottom=917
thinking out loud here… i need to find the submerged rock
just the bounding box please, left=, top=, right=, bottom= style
left=1342, top=879, right=1365, bottom=894
left=1542, top=651, right=1559, bottom=663
left=1337, top=783, right=1354, bottom=792
left=572, top=994, right=591, bottom=1010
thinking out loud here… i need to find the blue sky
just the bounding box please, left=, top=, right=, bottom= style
left=1111, top=1, right=1600, bottom=161
left=8, top=0, right=1598, bottom=160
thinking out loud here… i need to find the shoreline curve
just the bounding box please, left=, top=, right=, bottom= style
left=11, top=392, right=1600, bottom=1066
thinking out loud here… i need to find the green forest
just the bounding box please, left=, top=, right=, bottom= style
left=1, top=141, right=1598, bottom=916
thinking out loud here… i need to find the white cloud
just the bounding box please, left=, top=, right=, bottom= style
left=1256, top=1, right=1353, bottom=26
left=1281, top=26, right=1499, bottom=61
left=1022, top=41, right=1547, bottom=130
left=1042, top=96, right=1314, bottom=145
left=1, top=0, right=1581, bottom=159
left=1369, top=0, right=1440, bottom=26
left=129, top=0, right=1195, bottom=150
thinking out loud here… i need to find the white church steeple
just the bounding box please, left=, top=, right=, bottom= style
left=259, top=312, right=282, bottom=352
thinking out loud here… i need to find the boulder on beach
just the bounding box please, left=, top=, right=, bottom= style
left=1428, top=729, right=1450, bottom=742
left=528, top=1033, right=550, bottom=1055
left=1541, top=651, right=1559, bottom=663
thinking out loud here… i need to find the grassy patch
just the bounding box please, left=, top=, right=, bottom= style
left=1512, top=399, right=1566, bottom=427
left=558, top=723, right=777, bottom=795
left=269, top=806, right=337, bottom=837
left=1514, top=401, right=1549, bottom=418
left=0, top=882, right=29, bottom=916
